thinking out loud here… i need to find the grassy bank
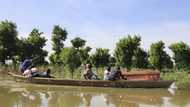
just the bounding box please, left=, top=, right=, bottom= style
left=161, top=70, right=190, bottom=89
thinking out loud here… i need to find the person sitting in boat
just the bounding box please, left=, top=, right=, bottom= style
left=19, top=59, right=33, bottom=73
left=83, top=64, right=99, bottom=80
left=19, top=56, right=41, bottom=73
left=33, top=68, right=53, bottom=78
left=22, top=69, right=32, bottom=77
left=22, top=65, right=53, bottom=78
left=22, top=67, right=38, bottom=77
left=37, top=68, right=53, bottom=78
left=104, top=66, right=111, bottom=80
left=108, top=66, right=123, bottom=81
left=83, top=64, right=93, bottom=80
left=113, top=66, right=123, bottom=80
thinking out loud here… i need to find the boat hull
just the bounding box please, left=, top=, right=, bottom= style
left=9, top=72, right=174, bottom=88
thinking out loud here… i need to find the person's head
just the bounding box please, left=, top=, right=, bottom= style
left=105, top=66, right=111, bottom=71
left=46, top=68, right=51, bottom=74
left=86, top=64, right=92, bottom=69
left=116, top=66, right=120, bottom=71
left=115, top=66, right=121, bottom=71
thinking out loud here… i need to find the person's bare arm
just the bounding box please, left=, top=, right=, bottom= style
left=83, top=73, right=89, bottom=80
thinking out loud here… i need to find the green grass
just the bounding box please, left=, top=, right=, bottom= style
left=161, top=71, right=190, bottom=89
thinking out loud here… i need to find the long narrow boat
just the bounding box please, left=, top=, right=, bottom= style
left=8, top=72, right=174, bottom=88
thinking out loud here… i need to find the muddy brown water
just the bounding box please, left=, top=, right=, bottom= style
left=0, top=74, right=190, bottom=107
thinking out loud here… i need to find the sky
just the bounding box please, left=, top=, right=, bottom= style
left=0, top=0, right=190, bottom=54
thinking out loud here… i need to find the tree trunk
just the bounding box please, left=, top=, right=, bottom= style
left=71, top=72, right=73, bottom=79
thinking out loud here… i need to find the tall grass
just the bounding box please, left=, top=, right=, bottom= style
left=0, top=65, right=19, bottom=74
left=161, top=69, right=190, bottom=89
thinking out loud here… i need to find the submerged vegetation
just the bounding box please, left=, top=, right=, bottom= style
left=0, top=20, right=190, bottom=88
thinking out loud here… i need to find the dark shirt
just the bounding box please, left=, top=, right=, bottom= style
left=108, top=69, right=122, bottom=81
left=114, top=70, right=122, bottom=80
left=83, top=69, right=93, bottom=80
left=20, top=59, right=32, bottom=73
left=32, top=71, right=52, bottom=78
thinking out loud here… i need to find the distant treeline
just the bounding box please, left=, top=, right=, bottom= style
left=0, top=20, right=190, bottom=72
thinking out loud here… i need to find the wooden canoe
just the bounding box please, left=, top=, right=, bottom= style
left=8, top=72, right=174, bottom=88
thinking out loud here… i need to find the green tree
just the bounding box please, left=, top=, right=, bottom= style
left=132, top=48, right=148, bottom=68
left=114, top=35, right=141, bottom=69
left=149, top=41, right=173, bottom=70
left=109, top=56, right=116, bottom=67
left=70, top=37, right=91, bottom=65
left=79, top=46, right=92, bottom=64
left=90, top=48, right=110, bottom=68
left=71, top=37, right=86, bottom=49
left=52, top=25, right=67, bottom=53
left=169, top=42, right=190, bottom=69
left=15, top=38, right=28, bottom=62
left=49, top=53, right=59, bottom=65
left=0, top=20, right=18, bottom=64
left=50, top=25, right=67, bottom=65
left=60, top=47, right=81, bottom=79
left=18, top=28, right=48, bottom=65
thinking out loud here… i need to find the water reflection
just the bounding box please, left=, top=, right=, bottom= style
left=0, top=76, right=190, bottom=107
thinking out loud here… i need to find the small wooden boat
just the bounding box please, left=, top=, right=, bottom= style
left=8, top=72, right=174, bottom=88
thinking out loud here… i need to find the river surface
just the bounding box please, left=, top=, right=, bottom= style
left=0, top=74, right=190, bottom=107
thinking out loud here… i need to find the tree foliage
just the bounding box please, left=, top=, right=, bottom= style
left=49, top=53, right=60, bottom=65
left=132, top=48, right=148, bottom=68
left=79, top=46, right=92, bottom=64
left=70, top=37, right=91, bottom=64
left=52, top=25, right=67, bottom=53
left=1, top=20, right=190, bottom=73
left=114, top=35, right=141, bottom=69
left=50, top=25, right=67, bottom=64
left=90, top=48, right=110, bottom=68
left=0, top=20, right=18, bottom=64
left=109, top=56, right=116, bottom=67
left=149, top=41, right=173, bottom=70
left=18, top=28, right=48, bottom=65
left=169, top=42, right=190, bottom=69
left=71, top=37, right=86, bottom=49
left=60, top=47, right=81, bottom=78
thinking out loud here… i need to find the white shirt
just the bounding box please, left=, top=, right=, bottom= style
left=23, top=69, right=32, bottom=77
left=104, top=70, right=110, bottom=80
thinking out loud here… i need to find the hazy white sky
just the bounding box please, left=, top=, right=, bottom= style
left=0, top=0, right=190, bottom=54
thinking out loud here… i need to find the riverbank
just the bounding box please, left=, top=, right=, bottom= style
left=161, top=71, right=190, bottom=89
